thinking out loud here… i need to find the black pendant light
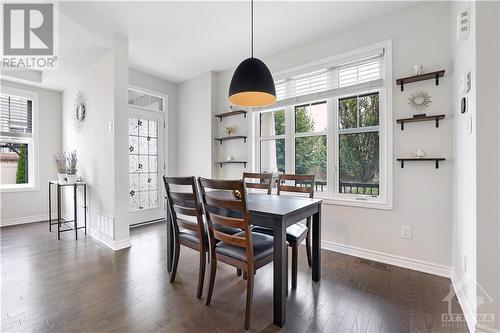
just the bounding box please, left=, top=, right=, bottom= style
left=228, top=0, right=276, bottom=107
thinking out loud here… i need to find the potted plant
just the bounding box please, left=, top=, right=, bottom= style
left=53, top=153, right=67, bottom=183
left=66, top=150, right=78, bottom=184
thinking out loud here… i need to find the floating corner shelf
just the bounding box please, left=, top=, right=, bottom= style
left=214, top=135, right=247, bottom=144
left=216, top=161, right=247, bottom=168
left=396, top=70, right=445, bottom=92
left=396, top=114, right=445, bottom=130
left=396, top=157, right=445, bottom=169
left=214, top=110, right=247, bottom=121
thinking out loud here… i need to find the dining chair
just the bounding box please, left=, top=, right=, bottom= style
left=253, top=173, right=315, bottom=289
left=243, top=172, right=273, bottom=195
left=198, top=178, right=274, bottom=330
left=163, top=176, right=207, bottom=299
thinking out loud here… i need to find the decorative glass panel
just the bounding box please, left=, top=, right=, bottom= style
left=128, top=117, right=160, bottom=211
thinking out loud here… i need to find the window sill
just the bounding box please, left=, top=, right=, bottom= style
left=315, top=193, right=393, bottom=211
left=0, top=184, right=39, bottom=193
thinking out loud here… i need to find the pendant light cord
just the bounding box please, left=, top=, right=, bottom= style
left=251, top=0, right=254, bottom=58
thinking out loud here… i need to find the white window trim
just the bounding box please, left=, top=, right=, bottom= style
left=251, top=40, right=393, bottom=210
left=0, top=86, right=39, bottom=193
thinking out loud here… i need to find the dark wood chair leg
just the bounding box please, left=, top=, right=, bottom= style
left=243, top=271, right=247, bottom=280
left=244, top=267, right=254, bottom=330
left=170, top=241, right=180, bottom=283
left=237, top=268, right=242, bottom=276
left=291, top=243, right=298, bottom=289
left=305, top=218, right=312, bottom=268
left=206, top=254, right=217, bottom=305
left=196, top=248, right=206, bottom=299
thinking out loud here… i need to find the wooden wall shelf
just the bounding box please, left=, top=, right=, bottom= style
left=396, top=70, right=445, bottom=91
left=397, top=158, right=445, bottom=169
left=214, top=135, right=247, bottom=144
left=214, top=110, right=247, bottom=121
left=396, top=114, right=445, bottom=130
left=216, top=161, right=247, bottom=168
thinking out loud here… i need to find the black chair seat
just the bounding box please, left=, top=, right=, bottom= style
left=216, top=232, right=273, bottom=262
left=253, top=223, right=308, bottom=243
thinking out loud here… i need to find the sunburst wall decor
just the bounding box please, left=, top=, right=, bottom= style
left=408, top=90, right=431, bottom=112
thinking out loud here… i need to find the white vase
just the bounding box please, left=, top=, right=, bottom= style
left=66, top=174, right=77, bottom=184
left=58, top=173, right=67, bottom=183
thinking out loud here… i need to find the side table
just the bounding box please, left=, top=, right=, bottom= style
left=48, top=180, right=87, bottom=240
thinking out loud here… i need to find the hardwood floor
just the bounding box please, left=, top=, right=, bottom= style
left=1, top=221, right=467, bottom=333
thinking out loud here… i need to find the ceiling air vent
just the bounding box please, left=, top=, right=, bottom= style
left=457, top=9, right=470, bottom=41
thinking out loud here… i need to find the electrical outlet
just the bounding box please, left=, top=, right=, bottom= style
left=401, top=225, right=412, bottom=240
left=463, top=253, right=467, bottom=272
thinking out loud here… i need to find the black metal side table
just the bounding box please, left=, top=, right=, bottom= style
left=48, top=180, right=87, bottom=240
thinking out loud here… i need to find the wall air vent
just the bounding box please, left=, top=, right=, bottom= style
left=457, top=9, right=470, bottom=41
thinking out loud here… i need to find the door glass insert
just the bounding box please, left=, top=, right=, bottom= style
left=129, top=117, right=159, bottom=211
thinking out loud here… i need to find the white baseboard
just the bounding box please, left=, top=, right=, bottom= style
left=321, top=240, right=452, bottom=278
left=0, top=214, right=47, bottom=227
left=88, top=228, right=131, bottom=251
left=451, top=272, right=476, bottom=333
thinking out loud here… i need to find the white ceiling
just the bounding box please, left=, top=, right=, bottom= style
left=3, top=1, right=415, bottom=90
left=58, top=1, right=414, bottom=84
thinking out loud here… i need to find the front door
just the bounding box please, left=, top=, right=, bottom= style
left=128, top=108, right=165, bottom=225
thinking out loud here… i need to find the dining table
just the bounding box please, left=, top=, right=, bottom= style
left=165, top=192, right=323, bottom=327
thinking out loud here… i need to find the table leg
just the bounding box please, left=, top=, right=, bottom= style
left=312, top=204, right=322, bottom=281
left=74, top=184, right=78, bottom=240
left=57, top=184, right=61, bottom=240
left=166, top=198, right=173, bottom=272
left=273, top=219, right=287, bottom=327
left=48, top=182, right=51, bottom=231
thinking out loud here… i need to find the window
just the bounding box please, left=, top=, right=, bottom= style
left=337, top=93, right=380, bottom=196
left=0, top=88, right=37, bottom=191
left=253, top=42, right=392, bottom=208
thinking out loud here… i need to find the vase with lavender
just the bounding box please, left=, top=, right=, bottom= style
left=53, top=153, right=67, bottom=183
left=66, top=150, right=78, bottom=184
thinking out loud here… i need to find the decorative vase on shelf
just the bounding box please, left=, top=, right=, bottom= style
left=412, top=64, right=423, bottom=75
left=58, top=173, right=67, bottom=183
left=413, top=148, right=425, bottom=159
left=66, top=174, right=77, bottom=184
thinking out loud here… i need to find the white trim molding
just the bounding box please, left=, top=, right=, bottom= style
left=88, top=228, right=131, bottom=251
left=451, top=272, right=476, bottom=332
left=0, top=214, right=46, bottom=227
left=322, top=240, right=452, bottom=278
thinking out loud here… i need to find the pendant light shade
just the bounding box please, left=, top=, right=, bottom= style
left=228, top=57, right=276, bottom=107
left=228, top=0, right=276, bottom=107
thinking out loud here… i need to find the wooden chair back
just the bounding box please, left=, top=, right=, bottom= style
left=163, top=176, right=205, bottom=242
left=198, top=178, right=253, bottom=258
left=277, top=174, right=315, bottom=198
left=243, top=172, right=273, bottom=195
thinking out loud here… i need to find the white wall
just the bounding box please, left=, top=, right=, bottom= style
left=129, top=68, right=178, bottom=176
left=0, top=80, right=62, bottom=226
left=176, top=71, right=215, bottom=178
left=475, top=1, right=500, bottom=330
left=214, top=2, right=454, bottom=274
left=62, top=35, right=130, bottom=249
left=450, top=1, right=477, bottom=328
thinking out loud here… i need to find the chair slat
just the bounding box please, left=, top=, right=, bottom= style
left=178, top=219, right=199, bottom=232
left=199, top=178, right=244, bottom=191
left=173, top=205, right=197, bottom=216
left=205, top=195, right=244, bottom=211
left=278, top=185, right=312, bottom=193
left=164, top=176, right=196, bottom=185
left=246, top=183, right=270, bottom=189
left=209, top=212, right=247, bottom=230
left=213, top=230, right=246, bottom=248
